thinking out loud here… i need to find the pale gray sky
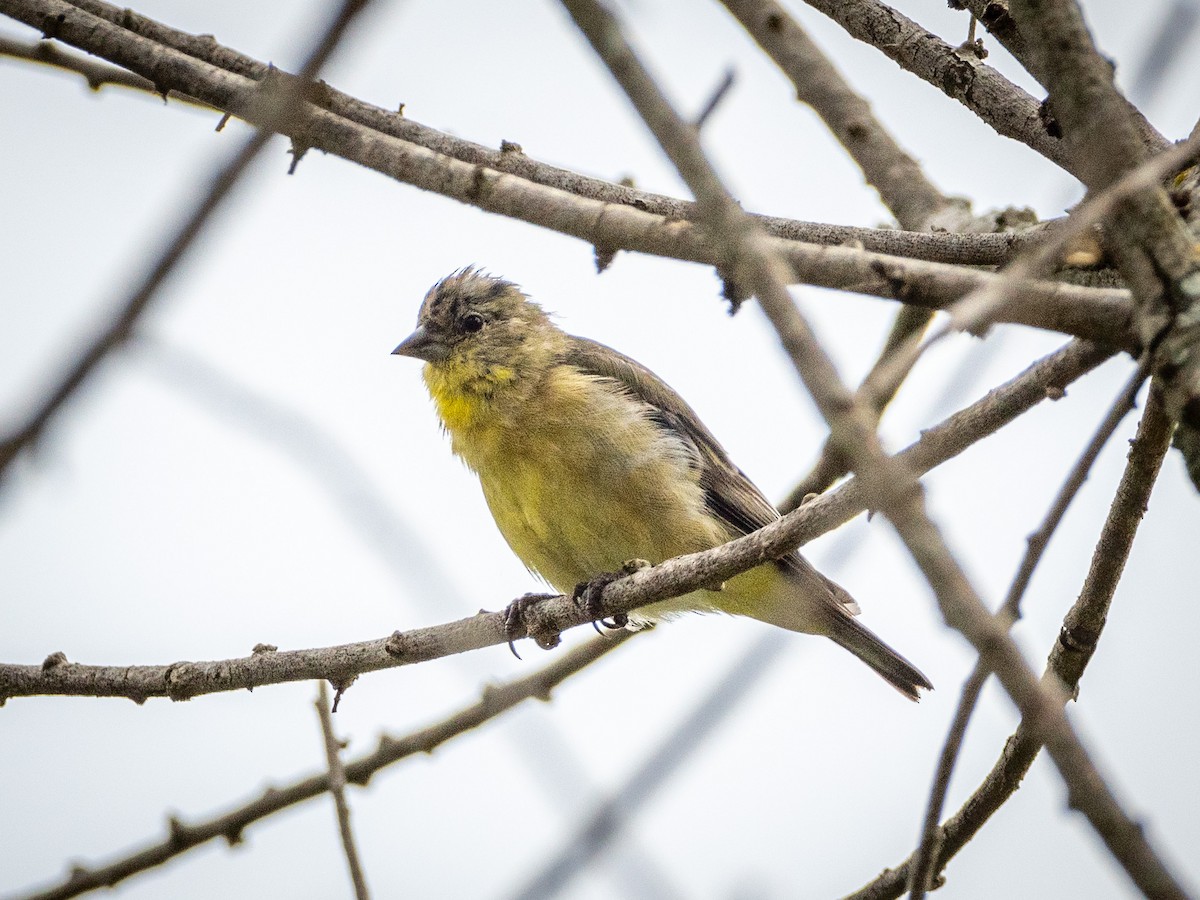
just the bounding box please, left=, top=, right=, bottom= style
left=2, top=1, right=1199, bottom=898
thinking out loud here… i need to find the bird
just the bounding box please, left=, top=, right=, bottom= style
left=392, top=268, right=931, bottom=700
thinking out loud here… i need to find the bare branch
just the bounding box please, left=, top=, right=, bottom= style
left=315, top=682, right=370, bottom=900
left=554, top=1, right=1186, bottom=894
left=721, top=0, right=974, bottom=500
left=858, top=130, right=1200, bottom=440
left=800, top=0, right=1073, bottom=175
left=0, top=31, right=208, bottom=106
left=907, top=360, right=1149, bottom=898
left=1009, top=0, right=1200, bottom=495
left=0, top=0, right=372, bottom=478
left=0, top=2, right=1137, bottom=360
left=958, top=0, right=1169, bottom=151
left=0, top=339, right=1108, bottom=704
left=847, top=388, right=1177, bottom=900
left=13, top=633, right=633, bottom=900
left=509, top=631, right=788, bottom=900
left=39, top=0, right=1042, bottom=267
left=720, top=0, right=957, bottom=231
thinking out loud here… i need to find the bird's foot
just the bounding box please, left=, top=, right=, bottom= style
left=502, top=592, right=562, bottom=659
left=573, top=559, right=650, bottom=632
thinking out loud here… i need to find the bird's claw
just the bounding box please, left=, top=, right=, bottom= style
left=502, top=592, right=562, bottom=658
left=573, top=559, right=649, bottom=630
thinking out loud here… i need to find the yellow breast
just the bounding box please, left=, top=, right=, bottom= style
left=428, top=362, right=723, bottom=594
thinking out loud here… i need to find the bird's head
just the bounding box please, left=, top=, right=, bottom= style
left=392, top=268, right=555, bottom=371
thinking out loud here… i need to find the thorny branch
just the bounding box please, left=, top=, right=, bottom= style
left=0, top=339, right=1108, bottom=703
left=9, top=0, right=1041, bottom=265
left=847, top=388, right=1177, bottom=900
left=2, top=0, right=1195, bottom=896
left=555, top=0, right=1187, bottom=895
left=0, top=0, right=374, bottom=477
left=906, top=361, right=1148, bottom=898
left=315, top=682, right=371, bottom=900
left=13, top=633, right=634, bottom=900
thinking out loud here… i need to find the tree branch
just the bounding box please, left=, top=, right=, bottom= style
left=721, top=0, right=982, bottom=500
left=800, top=0, right=1073, bottom=175
left=958, top=0, right=1169, bottom=151
left=555, top=0, right=1186, bottom=894
left=851, top=130, right=1200, bottom=459
left=0, top=31, right=209, bottom=107
left=13, top=632, right=634, bottom=900
left=0, top=339, right=1108, bottom=703
left=719, top=0, right=958, bottom=231
left=0, top=0, right=372, bottom=478
left=0, top=3, right=1138, bottom=324
left=315, top=682, right=370, bottom=900
left=1009, top=0, right=1200, bottom=495
left=847, top=387, right=1177, bottom=900
left=907, top=360, right=1148, bottom=898
left=41, top=0, right=1043, bottom=267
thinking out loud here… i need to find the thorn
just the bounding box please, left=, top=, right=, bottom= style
left=330, top=675, right=357, bottom=712
left=694, top=68, right=736, bottom=130
left=720, top=271, right=748, bottom=315
left=40, top=12, right=66, bottom=40
left=288, top=138, right=309, bottom=175
left=215, top=112, right=232, bottom=132
left=594, top=244, right=618, bottom=273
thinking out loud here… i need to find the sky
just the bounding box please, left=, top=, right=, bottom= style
left=2, top=1, right=1199, bottom=898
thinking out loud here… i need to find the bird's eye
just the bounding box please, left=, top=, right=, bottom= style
left=461, top=313, right=485, bottom=333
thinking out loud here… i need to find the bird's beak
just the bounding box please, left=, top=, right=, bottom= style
left=391, top=325, right=449, bottom=362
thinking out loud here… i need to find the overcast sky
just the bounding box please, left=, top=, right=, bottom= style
left=3, top=1, right=1199, bottom=898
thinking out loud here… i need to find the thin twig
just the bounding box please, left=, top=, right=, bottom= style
left=555, top=1, right=1186, bottom=895
left=508, top=631, right=789, bottom=900
left=0, top=339, right=1108, bottom=703
left=0, top=0, right=371, bottom=478
left=847, top=388, right=1176, bottom=900
left=957, top=0, right=1169, bottom=151
left=0, top=0, right=1139, bottom=347
left=800, top=0, right=1074, bottom=175
left=721, top=0, right=969, bottom=501
left=719, top=0, right=955, bottom=231
left=19, top=0, right=1043, bottom=268
left=692, top=67, right=735, bottom=129
left=11, top=632, right=634, bottom=900
left=0, top=32, right=214, bottom=107
left=857, top=128, right=1200, bottom=452
left=315, top=682, right=370, bottom=900
left=906, top=360, right=1149, bottom=898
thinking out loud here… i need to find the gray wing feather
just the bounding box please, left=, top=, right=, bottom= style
left=560, top=336, right=826, bottom=585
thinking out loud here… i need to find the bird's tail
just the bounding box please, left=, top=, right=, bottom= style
left=723, top=563, right=932, bottom=701
left=819, top=605, right=932, bottom=701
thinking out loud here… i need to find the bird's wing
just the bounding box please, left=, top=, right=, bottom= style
left=562, top=337, right=787, bottom=546
left=561, top=336, right=860, bottom=615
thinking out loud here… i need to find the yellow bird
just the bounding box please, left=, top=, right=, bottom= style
left=393, top=269, right=931, bottom=700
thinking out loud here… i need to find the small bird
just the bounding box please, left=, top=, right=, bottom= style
left=393, top=269, right=931, bottom=700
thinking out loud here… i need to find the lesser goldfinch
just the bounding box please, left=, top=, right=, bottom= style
left=393, top=268, right=931, bottom=700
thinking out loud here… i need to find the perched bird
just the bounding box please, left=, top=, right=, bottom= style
left=393, top=268, right=931, bottom=700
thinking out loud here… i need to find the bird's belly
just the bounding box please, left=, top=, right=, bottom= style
left=475, top=423, right=720, bottom=593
